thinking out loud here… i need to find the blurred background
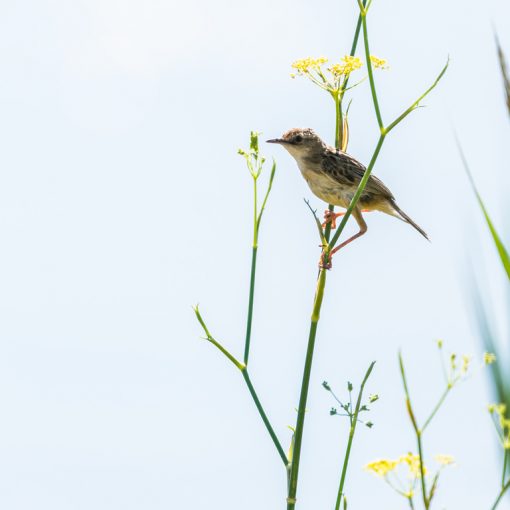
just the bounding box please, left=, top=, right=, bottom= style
left=0, top=0, right=508, bottom=508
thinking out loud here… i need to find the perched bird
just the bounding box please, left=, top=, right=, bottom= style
left=267, top=127, right=428, bottom=263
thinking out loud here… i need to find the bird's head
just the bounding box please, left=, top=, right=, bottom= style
left=267, top=128, right=326, bottom=160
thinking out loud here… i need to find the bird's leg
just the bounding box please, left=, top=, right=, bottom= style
left=322, top=208, right=370, bottom=229
left=319, top=209, right=368, bottom=269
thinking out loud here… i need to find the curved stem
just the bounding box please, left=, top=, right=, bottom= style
left=287, top=269, right=328, bottom=510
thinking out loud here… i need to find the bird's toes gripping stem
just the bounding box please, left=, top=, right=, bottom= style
left=319, top=249, right=333, bottom=270
left=322, top=209, right=345, bottom=230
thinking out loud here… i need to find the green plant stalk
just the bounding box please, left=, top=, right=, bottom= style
left=502, top=451, right=508, bottom=489
left=421, top=385, right=450, bottom=432
left=287, top=269, right=327, bottom=510
left=243, top=246, right=257, bottom=364
left=491, top=478, right=510, bottom=510
left=194, top=307, right=288, bottom=466
left=334, top=362, right=376, bottom=510
left=242, top=368, right=289, bottom=466
left=360, top=12, right=384, bottom=130
left=399, top=353, right=429, bottom=509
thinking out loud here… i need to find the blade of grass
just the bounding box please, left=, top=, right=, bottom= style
left=456, top=135, right=510, bottom=280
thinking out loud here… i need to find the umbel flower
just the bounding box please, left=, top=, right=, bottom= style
left=290, top=54, right=387, bottom=94
left=365, top=453, right=454, bottom=502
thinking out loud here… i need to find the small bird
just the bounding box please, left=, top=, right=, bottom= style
left=267, top=128, right=428, bottom=264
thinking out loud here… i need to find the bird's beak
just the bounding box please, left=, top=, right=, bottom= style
left=266, top=138, right=285, bottom=144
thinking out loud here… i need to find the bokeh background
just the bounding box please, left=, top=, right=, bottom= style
left=0, top=0, right=508, bottom=508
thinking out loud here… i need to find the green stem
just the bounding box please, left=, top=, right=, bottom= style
left=399, top=352, right=429, bottom=509
left=360, top=12, right=384, bottom=130
left=242, top=369, right=289, bottom=467
left=334, top=362, right=376, bottom=510
left=329, top=134, right=386, bottom=248
left=287, top=269, right=328, bottom=510
left=243, top=246, right=257, bottom=364
left=335, top=93, right=343, bottom=149
left=422, top=386, right=450, bottom=432
left=502, top=451, right=508, bottom=489
left=491, top=478, right=510, bottom=510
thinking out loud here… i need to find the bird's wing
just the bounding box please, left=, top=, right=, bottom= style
left=321, top=150, right=394, bottom=200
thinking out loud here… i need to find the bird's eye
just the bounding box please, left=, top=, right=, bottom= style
left=294, top=135, right=303, bottom=143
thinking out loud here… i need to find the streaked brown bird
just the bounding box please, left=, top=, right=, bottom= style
left=267, top=127, right=428, bottom=264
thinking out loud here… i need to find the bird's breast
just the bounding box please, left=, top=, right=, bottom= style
left=298, top=164, right=353, bottom=208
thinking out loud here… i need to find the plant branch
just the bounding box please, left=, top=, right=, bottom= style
left=399, top=352, right=429, bottom=509
left=194, top=306, right=288, bottom=466
left=360, top=11, right=384, bottom=130
left=334, top=362, right=376, bottom=510
left=422, top=385, right=451, bottom=432
left=242, top=370, right=289, bottom=467
left=385, top=59, right=449, bottom=134
left=491, top=478, right=510, bottom=510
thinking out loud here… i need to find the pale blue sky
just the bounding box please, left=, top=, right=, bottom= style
left=0, top=1, right=509, bottom=509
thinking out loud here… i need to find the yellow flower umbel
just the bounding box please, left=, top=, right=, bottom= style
left=489, top=402, right=510, bottom=450
left=290, top=55, right=365, bottom=95
left=365, top=452, right=455, bottom=505
left=364, top=458, right=398, bottom=477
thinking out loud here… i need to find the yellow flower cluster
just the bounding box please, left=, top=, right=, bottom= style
left=364, top=458, right=398, bottom=477
left=488, top=403, right=510, bottom=449
left=399, top=453, right=426, bottom=477
left=483, top=352, right=497, bottom=365
left=328, top=56, right=363, bottom=77
left=364, top=453, right=427, bottom=478
left=291, top=56, right=328, bottom=75
left=370, top=55, right=389, bottom=69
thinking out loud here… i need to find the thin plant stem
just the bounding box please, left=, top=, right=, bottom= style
left=491, top=478, right=510, bottom=510
left=422, top=386, right=450, bottom=432
left=243, top=246, right=257, bottom=364
left=408, top=496, right=416, bottom=510
left=245, top=160, right=276, bottom=364
left=360, top=12, right=384, bottom=130
left=287, top=269, right=328, bottom=510
left=194, top=307, right=288, bottom=466
left=502, top=451, right=508, bottom=489
left=399, top=352, right=429, bottom=509
left=334, top=362, right=376, bottom=510
left=242, top=369, right=289, bottom=466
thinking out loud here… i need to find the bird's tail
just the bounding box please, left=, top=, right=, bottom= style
left=391, top=201, right=429, bottom=241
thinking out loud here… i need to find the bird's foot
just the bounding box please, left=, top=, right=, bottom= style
left=321, top=210, right=345, bottom=229
left=319, top=250, right=333, bottom=270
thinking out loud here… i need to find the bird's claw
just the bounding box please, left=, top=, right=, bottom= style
left=322, top=209, right=344, bottom=230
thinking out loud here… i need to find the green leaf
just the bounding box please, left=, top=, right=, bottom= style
left=456, top=136, right=510, bottom=280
